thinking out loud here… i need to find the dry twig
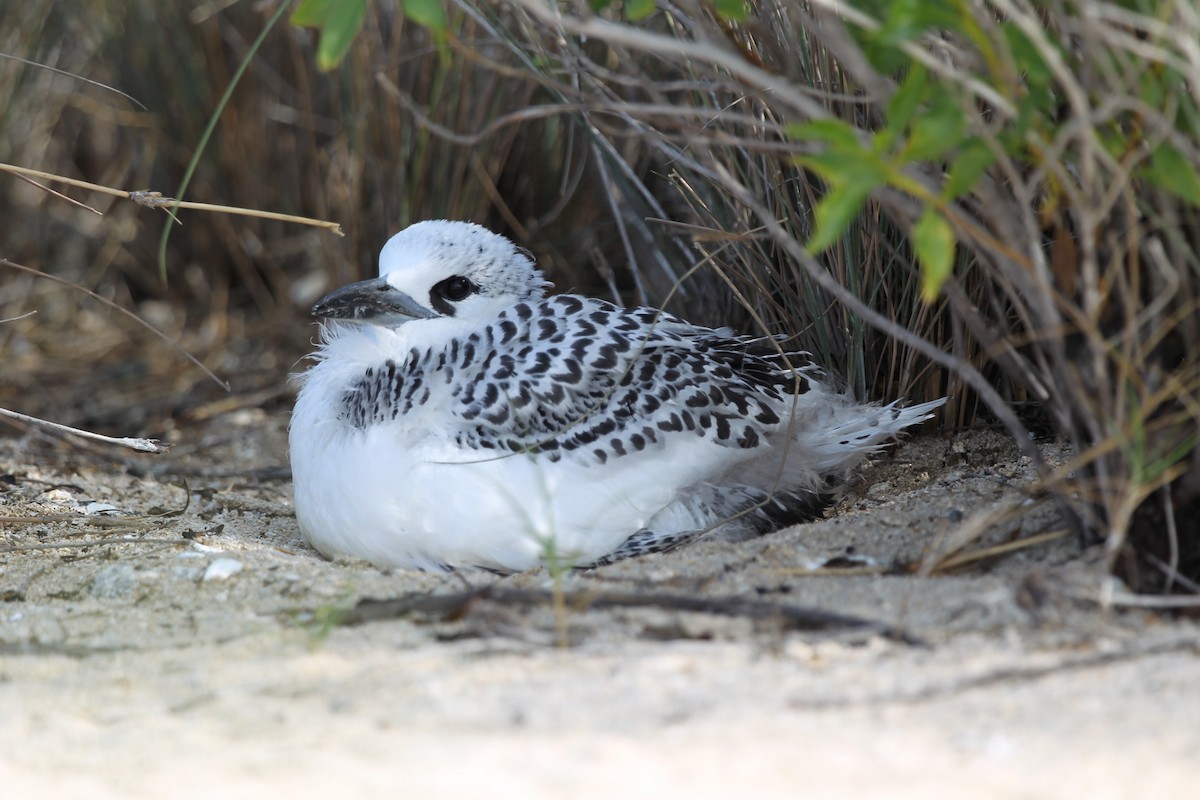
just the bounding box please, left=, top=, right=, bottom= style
left=0, top=163, right=344, bottom=236
left=339, top=586, right=924, bottom=645
left=0, top=406, right=170, bottom=453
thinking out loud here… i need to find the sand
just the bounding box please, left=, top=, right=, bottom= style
left=1, top=413, right=1196, bottom=798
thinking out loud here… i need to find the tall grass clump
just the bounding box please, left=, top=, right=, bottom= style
left=462, top=0, right=1199, bottom=593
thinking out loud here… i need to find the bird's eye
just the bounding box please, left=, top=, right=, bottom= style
left=435, top=276, right=476, bottom=302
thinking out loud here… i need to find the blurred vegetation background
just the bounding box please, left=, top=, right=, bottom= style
left=2, top=0, right=1198, bottom=593
left=1, top=0, right=652, bottom=432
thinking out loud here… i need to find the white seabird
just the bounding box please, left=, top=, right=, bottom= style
left=289, top=220, right=945, bottom=571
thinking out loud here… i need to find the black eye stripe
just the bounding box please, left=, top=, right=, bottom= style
left=429, top=276, right=477, bottom=316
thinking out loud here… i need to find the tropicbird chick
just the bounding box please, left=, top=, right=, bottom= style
left=289, top=220, right=945, bottom=572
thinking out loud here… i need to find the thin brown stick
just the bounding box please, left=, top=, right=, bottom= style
left=0, top=310, right=37, bottom=324
left=0, top=163, right=344, bottom=236
left=0, top=407, right=170, bottom=454
left=339, top=586, right=925, bottom=645
left=930, top=528, right=1072, bottom=573
left=0, top=538, right=185, bottom=554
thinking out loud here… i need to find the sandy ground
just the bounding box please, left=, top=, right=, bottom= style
left=1, top=413, right=1197, bottom=798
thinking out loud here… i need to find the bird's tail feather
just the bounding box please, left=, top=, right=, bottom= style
left=805, top=396, right=946, bottom=467
left=744, top=394, right=947, bottom=494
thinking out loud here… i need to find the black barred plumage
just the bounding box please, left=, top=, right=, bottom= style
left=290, top=220, right=946, bottom=572
left=337, top=293, right=820, bottom=466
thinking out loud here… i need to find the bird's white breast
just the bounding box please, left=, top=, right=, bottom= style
left=288, top=323, right=725, bottom=571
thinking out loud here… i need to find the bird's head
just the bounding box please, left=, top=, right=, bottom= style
left=312, top=220, right=552, bottom=327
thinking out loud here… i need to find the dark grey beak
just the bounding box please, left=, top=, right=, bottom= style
left=312, top=276, right=436, bottom=326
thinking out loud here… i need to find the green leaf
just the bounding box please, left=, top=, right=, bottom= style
left=1139, top=68, right=1167, bottom=110
left=787, top=118, right=863, bottom=152
left=904, top=92, right=965, bottom=162
left=886, top=63, right=929, bottom=140
left=913, top=207, right=956, bottom=302
left=879, top=0, right=960, bottom=48
left=403, top=0, right=448, bottom=38
left=1097, top=127, right=1129, bottom=162
left=806, top=181, right=873, bottom=255
left=318, top=0, right=366, bottom=70
left=627, top=0, right=656, bottom=21
left=1002, top=24, right=1052, bottom=90
left=798, top=151, right=888, bottom=188
left=291, top=0, right=367, bottom=71
left=857, top=33, right=906, bottom=75
left=291, top=0, right=334, bottom=26
left=942, top=139, right=996, bottom=200
left=794, top=125, right=887, bottom=246
left=714, top=0, right=749, bottom=21
left=1143, top=144, right=1200, bottom=206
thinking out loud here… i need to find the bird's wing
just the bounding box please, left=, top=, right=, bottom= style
left=448, top=295, right=821, bottom=463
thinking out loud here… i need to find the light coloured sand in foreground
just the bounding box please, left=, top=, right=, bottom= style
left=1, top=415, right=1196, bottom=798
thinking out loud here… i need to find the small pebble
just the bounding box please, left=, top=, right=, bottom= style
left=172, top=566, right=205, bottom=581
left=867, top=480, right=893, bottom=498
left=90, top=564, right=140, bottom=598
left=203, top=558, right=244, bottom=582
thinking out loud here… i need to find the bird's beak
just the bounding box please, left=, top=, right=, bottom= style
left=311, top=277, right=435, bottom=326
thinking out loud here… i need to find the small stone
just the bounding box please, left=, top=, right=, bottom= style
left=172, top=566, right=205, bottom=581
left=867, top=480, right=893, bottom=498
left=90, top=564, right=140, bottom=598
left=203, top=558, right=244, bottom=582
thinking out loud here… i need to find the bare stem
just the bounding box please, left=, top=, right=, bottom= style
left=0, top=163, right=344, bottom=236
left=0, top=407, right=170, bottom=454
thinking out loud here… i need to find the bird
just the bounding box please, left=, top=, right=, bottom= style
left=289, top=220, right=945, bottom=572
